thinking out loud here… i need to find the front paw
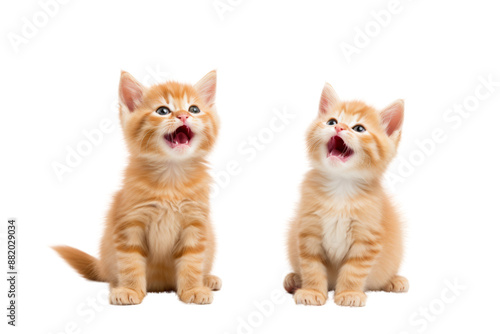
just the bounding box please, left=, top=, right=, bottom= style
left=294, top=288, right=327, bottom=306
left=109, top=287, right=145, bottom=305
left=334, top=290, right=366, bottom=307
left=179, top=286, right=213, bottom=304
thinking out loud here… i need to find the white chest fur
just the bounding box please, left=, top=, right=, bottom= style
left=321, top=214, right=352, bottom=262
left=318, top=175, right=366, bottom=262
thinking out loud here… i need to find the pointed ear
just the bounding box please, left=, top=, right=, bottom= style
left=380, top=99, right=404, bottom=136
left=194, top=70, right=217, bottom=106
left=319, top=83, right=340, bottom=115
left=119, top=71, right=145, bottom=112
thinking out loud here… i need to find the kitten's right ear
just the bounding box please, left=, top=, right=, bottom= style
left=319, top=83, right=340, bottom=116
left=119, top=71, right=145, bottom=112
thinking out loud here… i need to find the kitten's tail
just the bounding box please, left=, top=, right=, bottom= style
left=52, top=245, right=106, bottom=282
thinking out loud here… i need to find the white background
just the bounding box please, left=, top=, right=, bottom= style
left=1, top=0, right=500, bottom=333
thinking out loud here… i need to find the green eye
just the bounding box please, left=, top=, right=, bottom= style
left=189, top=105, right=200, bottom=114
left=326, top=118, right=337, bottom=126
left=353, top=125, right=366, bottom=132
left=156, top=106, right=171, bottom=115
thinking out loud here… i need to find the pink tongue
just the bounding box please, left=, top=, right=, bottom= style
left=175, top=132, right=189, bottom=144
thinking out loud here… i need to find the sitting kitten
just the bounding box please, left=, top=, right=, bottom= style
left=54, top=70, right=221, bottom=305
left=284, top=83, right=408, bottom=307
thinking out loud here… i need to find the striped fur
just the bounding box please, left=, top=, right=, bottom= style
left=54, top=70, right=221, bottom=305
left=285, top=83, right=408, bottom=307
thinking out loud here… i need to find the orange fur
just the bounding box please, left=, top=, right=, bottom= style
left=285, top=83, right=408, bottom=307
left=53, top=70, right=221, bottom=305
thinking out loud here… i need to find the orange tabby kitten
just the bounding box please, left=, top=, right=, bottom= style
left=284, top=83, right=408, bottom=307
left=54, top=70, right=221, bottom=305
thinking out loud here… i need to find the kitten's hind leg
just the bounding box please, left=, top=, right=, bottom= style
left=203, top=275, right=222, bottom=291
left=284, top=272, right=301, bottom=294
left=382, top=275, right=409, bottom=293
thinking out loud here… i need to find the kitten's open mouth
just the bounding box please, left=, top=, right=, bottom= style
left=327, top=136, right=354, bottom=162
left=164, top=125, right=193, bottom=148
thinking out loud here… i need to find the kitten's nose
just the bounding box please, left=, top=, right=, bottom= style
left=335, top=124, right=347, bottom=133
left=177, top=114, right=189, bottom=123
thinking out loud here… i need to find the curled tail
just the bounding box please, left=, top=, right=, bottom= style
left=52, top=245, right=106, bottom=282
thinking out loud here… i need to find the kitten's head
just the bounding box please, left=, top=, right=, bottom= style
left=306, top=83, right=404, bottom=177
left=118, top=70, right=219, bottom=161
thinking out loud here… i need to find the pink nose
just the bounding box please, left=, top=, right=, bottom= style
left=177, top=114, right=189, bottom=123
left=335, top=124, right=345, bottom=132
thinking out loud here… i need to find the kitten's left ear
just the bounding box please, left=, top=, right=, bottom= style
left=380, top=99, right=404, bottom=137
left=195, top=70, right=217, bottom=106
